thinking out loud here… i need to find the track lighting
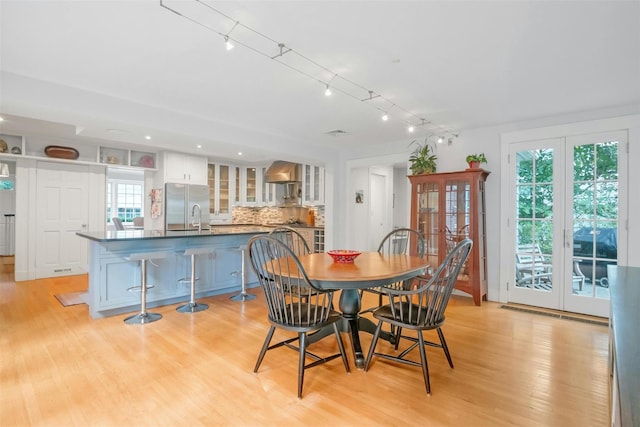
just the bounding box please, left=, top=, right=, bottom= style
left=160, top=1, right=459, bottom=139
left=224, top=35, right=234, bottom=51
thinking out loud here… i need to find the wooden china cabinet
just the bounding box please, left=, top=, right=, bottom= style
left=408, top=169, right=490, bottom=305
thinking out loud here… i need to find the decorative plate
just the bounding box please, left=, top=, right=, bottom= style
left=327, top=250, right=361, bottom=263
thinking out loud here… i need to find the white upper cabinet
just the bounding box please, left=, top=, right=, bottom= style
left=163, top=152, right=207, bottom=185
left=260, top=166, right=275, bottom=205
left=233, top=165, right=275, bottom=206
left=302, top=164, right=324, bottom=205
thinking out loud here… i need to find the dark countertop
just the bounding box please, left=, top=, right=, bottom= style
left=77, top=225, right=273, bottom=243
left=609, top=266, right=640, bottom=427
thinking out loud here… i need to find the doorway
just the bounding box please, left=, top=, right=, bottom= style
left=508, top=130, right=626, bottom=317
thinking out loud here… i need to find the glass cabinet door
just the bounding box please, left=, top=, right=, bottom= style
left=417, top=181, right=440, bottom=268
left=219, top=165, right=229, bottom=214
left=246, top=167, right=256, bottom=203
left=444, top=178, right=472, bottom=281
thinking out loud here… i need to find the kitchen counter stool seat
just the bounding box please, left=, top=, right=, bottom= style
left=176, top=247, right=213, bottom=313
left=230, top=245, right=256, bottom=301
left=124, top=251, right=168, bottom=325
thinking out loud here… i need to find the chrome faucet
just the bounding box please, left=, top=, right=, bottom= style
left=191, top=203, right=202, bottom=233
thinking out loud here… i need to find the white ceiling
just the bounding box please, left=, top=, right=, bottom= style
left=1, top=0, right=639, bottom=164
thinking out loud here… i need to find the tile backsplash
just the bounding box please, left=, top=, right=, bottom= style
left=232, top=206, right=324, bottom=227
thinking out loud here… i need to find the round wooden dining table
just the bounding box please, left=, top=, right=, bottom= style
left=274, top=251, right=429, bottom=368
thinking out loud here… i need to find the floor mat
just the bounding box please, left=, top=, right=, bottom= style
left=54, top=291, right=88, bottom=307
left=499, top=304, right=608, bottom=326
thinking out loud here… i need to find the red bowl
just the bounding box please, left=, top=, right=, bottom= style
left=327, top=250, right=361, bottom=263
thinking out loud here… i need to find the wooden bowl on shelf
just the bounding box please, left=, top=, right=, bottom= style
left=44, top=145, right=79, bottom=160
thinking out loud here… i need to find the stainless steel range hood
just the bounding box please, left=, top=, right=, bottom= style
left=265, top=161, right=301, bottom=183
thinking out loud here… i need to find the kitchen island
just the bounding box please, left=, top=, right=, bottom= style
left=77, top=226, right=272, bottom=318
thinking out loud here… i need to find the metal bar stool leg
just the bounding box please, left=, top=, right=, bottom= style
left=230, top=246, right=256, bottom=301
left=125, top=257, right=163, bottom=325
left=177, top=251, right=209, bottom=313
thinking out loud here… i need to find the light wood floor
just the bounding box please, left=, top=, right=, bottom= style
left=0, top=266, right=610, bottom=426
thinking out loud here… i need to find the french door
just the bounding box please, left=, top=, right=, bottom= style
left=509, top=130, right=626, bottom=317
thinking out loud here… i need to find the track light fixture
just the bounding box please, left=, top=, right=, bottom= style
left=224, top=35, right=234, bottom=51
left=160, top=0, right=459, bottom=139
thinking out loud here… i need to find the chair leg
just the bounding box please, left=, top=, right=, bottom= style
left=254, top=326, right=276, bottom=373
left=394, top=327, right=403, bottom=350
left=333, top=323, right=350, bottom=373
left=298, top=332, right=306, bottom=399
left=437, top=328, right=454, bottom=368
left=417, top=332, right=431, bottom=395
left=364, top=321, right=383, bottom=371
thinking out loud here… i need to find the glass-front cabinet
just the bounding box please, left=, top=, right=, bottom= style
left=233, top=166, right=276, bottom=206
left=302, top=164, right=324, bottom=205
left=261, top=166, right=275, bottom=204
left=409, top=169, right=489, bottom=305
left=208, top=163, right=232, bottom=222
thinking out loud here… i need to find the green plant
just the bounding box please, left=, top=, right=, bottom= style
left=409, top=140, right=437, bottom=175
left=465, top=153, right=487, bottom=164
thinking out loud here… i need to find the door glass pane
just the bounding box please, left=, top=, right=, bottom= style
left=515, top=149, right=554, bottom=290
left=208, top=164, right=216, bottom=214
left=445, top=179, right=471, bottom=281
left=572, top=140, right=617, bottom=299
left=417, top=182, right=439, bottom=268
left=219, top=165, right=229, bottom=214
left=235, top=167, right=240, bottom=203
left=246, top=167, right=256, bottom=202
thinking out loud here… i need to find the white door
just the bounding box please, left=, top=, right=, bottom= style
left=510, top=138, right=565, bottom=309
left=509, top=131, right=626, bottom=317
left=369, top=171, right=389, bottom=250
left=563, top=131, right=626, bottom=317
left=36, top=162, right=89, bottom=278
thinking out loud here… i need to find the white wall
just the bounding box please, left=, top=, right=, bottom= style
left=392, top=165, right=410, bottom=228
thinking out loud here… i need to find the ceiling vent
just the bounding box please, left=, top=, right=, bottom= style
left=325, top=129, right=348, bottom=136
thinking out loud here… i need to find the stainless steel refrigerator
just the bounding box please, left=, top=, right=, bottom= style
left=165, top=183, right=210, bottom=230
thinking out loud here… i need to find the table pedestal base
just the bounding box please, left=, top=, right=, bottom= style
left=309, top=289, right=394, bottom=369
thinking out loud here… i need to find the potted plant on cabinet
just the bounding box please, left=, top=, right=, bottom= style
left=409, top=140, right=438, bottom=175
left=465, top=153, right=487, bottom=169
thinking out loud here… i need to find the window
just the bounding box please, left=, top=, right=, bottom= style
left=107, top=180, right=143, bottom=224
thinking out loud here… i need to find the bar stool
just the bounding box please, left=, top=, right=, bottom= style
left=124, top=251, right=168, bottom=325
left=176, top=247, right=213, bottom=313
left=230, top=245, right=256, bottom=301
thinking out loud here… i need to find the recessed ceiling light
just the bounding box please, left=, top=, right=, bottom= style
left=197, top=144, right=202, bottom=149
left=238, top=152, right=243, bottom=156
left=0, top=117, right=4, bottom=122
left=145, top=135, right=151, bottom=140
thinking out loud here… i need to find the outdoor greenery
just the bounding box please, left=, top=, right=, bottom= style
left=516, top=141, right=618, bottom=256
